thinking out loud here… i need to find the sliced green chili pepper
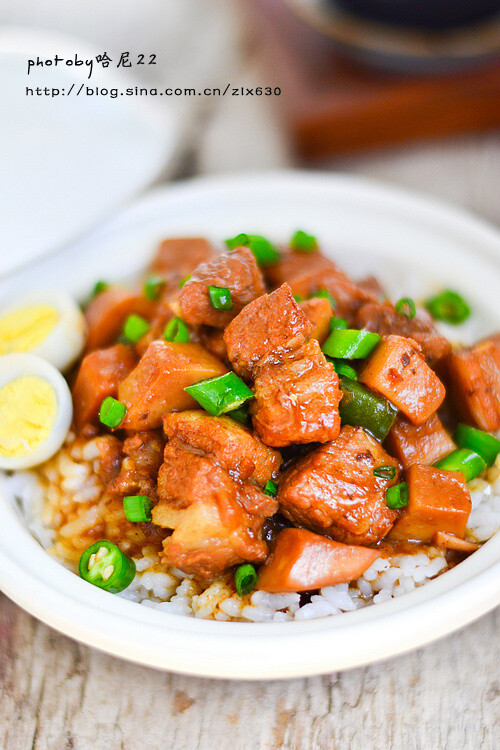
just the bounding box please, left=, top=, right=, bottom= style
left=385, top=482, right=409, bottom=509
left=435, top=448, right=486, bottom=482
left=454, top=423, right=500, bottom=467
left=338, top=377, right=397, bottom=441
left=374, top=465, right=397, bottom=480
left=329, top=317, right=348, bottom=332
left=395, top=297, right=416, bottom=319
left=123, top=495, right=152, bottom=523
left=290, top=229, right=318, bottom=253
left=225, top=233, right=281, bottom=266
left=322, top=329, right=381, bottom=359
left=185, top=372, right=254, bottom=416
left=208, top=285, right=233, bottom=311
left=234, top=564, right=258, bottom=597
left=227, top=402, right=251, bottom=425
left=264, top=480, right=278, bottom=497
left=79, top=540, right=136, bottom=593
left=424, top=290, right=470, bottom=325
left=143, top=275, right=165, bottom=301
left=309, top=288, right=336, bottom=309
left=91, top=280, right=109, bottom=298
left=332, top=360, right=357, bottom=380
left=164, top=317, right=190, bottom=343
left=122, top=314, right=151, bottom=343
left=99, top=396, right=127, bottom=429
left=178, top=274, right=191, bottom=289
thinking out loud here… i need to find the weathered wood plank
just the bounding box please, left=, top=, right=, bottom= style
left=0, top=594, right=498, bottom=750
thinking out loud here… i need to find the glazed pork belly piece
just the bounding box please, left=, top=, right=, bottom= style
left=84, top=288, right=157, bottom=351
left=178, top=247, right=266, bottom=328
left=152, top=413, right=281, bottom=577
left=299, top=297, right=333, bottom=344
left=355, top=301, right=451, bottom=367
left=385, top=413, right=455, bottom=469
left=446, top=335, right=500, bottom=431
left=264, top=248, right=379, bottom=321
left=148, top=237, right=213, bottom=283
left=278, top=425, right=400, bottom=545
left=107, top=429, right=164, bottom=503
left=224, top=284, right=342, bottom=446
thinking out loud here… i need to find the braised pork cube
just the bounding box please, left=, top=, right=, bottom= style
left=264, top=249, right=378, bottom=320
left=94, top=435, right=123, bottom=485
left=72, top=344, right=137, bottom=431
left=163, top=410, right=281, bottom=486
left=84, top=288, right=157, bottom=351
left=197, top=326, right=228, bottom=363
left=256, top=528, right=382, bottom=593
left=446, top=338, right=500, bottom=431
left=118, top=340, right=227, bottom=429
left=360, top=335, right=446, bottom=425
left=107, top=430, right=164, bottom=502
left=355, top=301, right=451, bottom=366
left=252, top=340, right=342, bottom=446
left=385, top=413, right=455, bottom=469
left=152, top=443, right=277, bottom=577
left=299, top=297, right=333, bottom=344
left=388, top=465, right=471, bottom=543
left=149, top=237, right=213, bottom=281
left=278, top=426, right=400, bottom=545
left=224, top=284, right=313, bottom=379
left=178, top=247, right=266, bottom=328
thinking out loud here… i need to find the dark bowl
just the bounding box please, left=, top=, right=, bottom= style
left=335, top=0, right=500, bottom=30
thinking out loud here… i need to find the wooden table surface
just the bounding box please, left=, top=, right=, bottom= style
left=0, top=3, right=499, bottom=747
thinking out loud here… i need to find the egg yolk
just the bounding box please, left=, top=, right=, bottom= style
left=0, top=376, right=57, bottom=457
left=0, top=305, right=59, bottom=355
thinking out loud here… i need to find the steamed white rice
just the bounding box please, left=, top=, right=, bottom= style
left=1, top=444, right=499, bottom=623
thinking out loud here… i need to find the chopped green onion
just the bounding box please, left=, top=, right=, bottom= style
left=164, top=317, right=190, bottom=343
left=425, top=290, right=471, bottom=325
left=454, top=423, right=500, bottom=467
left=122, top=314, right=151, bottom=343
left=332, top=360, right=357, bottom=380
left=185, top=372, right=254, bottom=416
left=395, top=297, right=416, bottom=319
left=290, top=229, right=318, bottom=253
left=99, top=397, right=127, bottom=429
left=225, top=233, right=281, bottom=266
left=435, top=448, right=486, bottom=482
left=385, top=482, right=409, bottom=509
left=91, top=280, right=109, bottom=298
left=179, top=274, right=191, bottom=289
left=79, top=540, right=136, bottom=593
left=374, top=465, right=397, bottom=480
left=293, top=294, right=304, bottom=303
left=227, top=403, right=251, bottom=425
left=329, top=317, right=348, bottom=332
left=309, top=289, right=335, bottom=309
left=234, top=564, right=258, bottom=597
left=322, top=329, right=381, bottom=359
left=123, top=496, right=152, bottom=523
left=338, top=377, right=397, bottom=441
left=208, top=285, right=233, bottom=311
left=143, top=275, right=165, bottom=300
left=264, top=480, right=278, bottom=497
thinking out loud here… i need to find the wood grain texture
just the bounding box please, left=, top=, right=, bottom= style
left=0, top=593, right=498, bottom=750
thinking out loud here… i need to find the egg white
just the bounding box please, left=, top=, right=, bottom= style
left=0, top=353, right=73, bottom=470
left=0, top=291, right=86, bottom=371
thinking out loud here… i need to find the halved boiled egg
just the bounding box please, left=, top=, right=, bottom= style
left=0, top=291, right=86, bottom=371
left=0, top=353, right=73, bottom=470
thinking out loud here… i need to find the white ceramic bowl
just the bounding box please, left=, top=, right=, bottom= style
left=0, top=172, right=499, bottom=679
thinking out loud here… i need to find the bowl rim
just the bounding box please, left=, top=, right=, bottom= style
left=0, top=170, right=499, bottom=679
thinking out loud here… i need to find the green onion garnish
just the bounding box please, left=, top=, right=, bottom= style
left=290, top=229, right=318, bottom=253
left=329, top=317, right=348, bottom=332
left=179, top=274, right=191, bottom=289
left=122, top=314, right=151, bottom=344
left=395, top=297, right=416, bottom=319
left=454, top=423, right=500, bottom=467
left=309, top=289, right=336, bottom=309
left=99, top=397, right=127, bottom=429
left=385, top=482, right=409, bottom=509
left=185, top=372, right=254, bottom=416
left=91, top=280, right=109, bottom=298
left=264, top=480, right=278, bottom=497
left=79, top=541, right=136, bottom=593
left=123, top=496, right=152, bottom=523
left=373, top=465, right=397, bottom=480
left=435, top=448, right=486, bottom=482
left=332, top=360, right=357, bottom=380
left=338, top=378, right=397, bottom=441
left=225, top=234, right=281, bottom=266
left=164, top=317, right=190, bottom=343
left=208, top=285, right=233, bottom=311
left=234, top=564, right=258, bottom=597
left=322, top=329, right=381, bottom=359
left=143, top=275, right=165, bottom=301
left=425, top=290, right=471, bottom=325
